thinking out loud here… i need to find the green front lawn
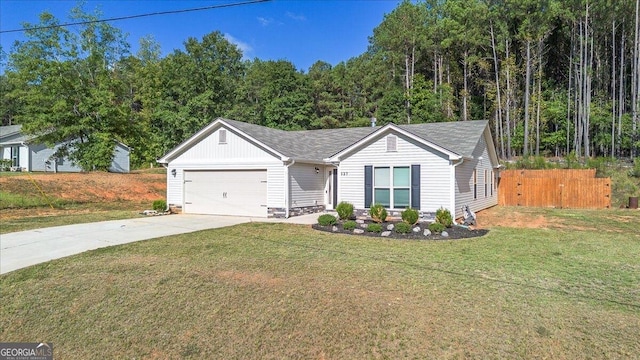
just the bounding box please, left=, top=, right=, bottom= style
left=1, top=210, right=639, bottom=359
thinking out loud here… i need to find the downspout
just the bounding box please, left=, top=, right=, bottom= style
left=284, top=159, right=295, bottom=218
left=451, top=157, right=464, bottom=218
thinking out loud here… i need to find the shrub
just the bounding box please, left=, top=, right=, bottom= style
left=0, top=159, right=11, bottom=171
left=366, top=223, right=383, bottom=233
left=336, top=201, right=354, bottom=220
left=152, top=199, right=167, bottom=212
left=630, top=158, right=640, bottom=178
left=435, top=207, right=453, bottom=228
left=342, top=220, right=357, bottom=231
left=394, top=222, right=412, bottom=234
left=401, top=208, right=419, bottom=225
left=428, top=222, right=446, bottom=234
left=318, top=214, right=337, bottom=226
left=369, top=203, right=387, bottom=223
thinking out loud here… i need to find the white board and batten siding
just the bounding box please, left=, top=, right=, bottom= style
left=166, top=126, right=285, bottom=210
left=338, top=132, right=452, bottom=212
left=454, top=132, right=498, bottom=218
left=289, top=163, right=325, bottom=207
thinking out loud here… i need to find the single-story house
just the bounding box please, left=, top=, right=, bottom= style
left=158, top=118, right=500, bottom=219
left=0, top=124, right=130, bottom=173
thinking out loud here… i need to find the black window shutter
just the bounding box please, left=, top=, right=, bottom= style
left=411, top=164, right=420, bottom=209
left=364, top=165, right=373, bottom=208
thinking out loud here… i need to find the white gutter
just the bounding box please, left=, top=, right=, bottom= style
left=451, top=157, right=465, bottom=217
left=284, top=159, right=295, bottom=218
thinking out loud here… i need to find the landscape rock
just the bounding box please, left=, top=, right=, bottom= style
left=381, top=231, right=391, bottom=237
left=423, top=229, right=431, bottom=236
left=441, top=230, right=449, bottom=237
left=332, top=226, right=338, bottom=232
left=412, top=226, right=421, bottom=233
left=360, top=223, right=368, bottom=228
left=356, top=219, right=365, bottom=224
left=386, top=224, right=395, bottom=231
left=353, top=229, right=365, bottom=234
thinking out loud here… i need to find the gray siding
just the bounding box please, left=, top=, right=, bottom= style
left=338, top=132, right=452, bottom=213
left=454, top=129, right=498, bottom=218
left=30, top=143, right=82, bottom=172
left=109, top=143, right=130, bottom=173
left=29, top=142, right=129, bottom=173
left=289, top=163, right=325, bottom=208
left=166, top=126, right=285, bottom=208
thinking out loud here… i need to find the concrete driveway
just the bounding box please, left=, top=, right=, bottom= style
left=0, top=213, right=322, bottom=275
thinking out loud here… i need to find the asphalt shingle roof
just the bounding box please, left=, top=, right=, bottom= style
left=0, top=124, right=30, bottom=144
left=222, top=118, right=488, bottom=161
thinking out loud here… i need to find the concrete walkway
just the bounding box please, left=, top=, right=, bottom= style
left=0, top=212, right=323, bottom=275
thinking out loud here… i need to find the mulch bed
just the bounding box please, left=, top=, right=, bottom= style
left=312, top=219, right=489, bottom=240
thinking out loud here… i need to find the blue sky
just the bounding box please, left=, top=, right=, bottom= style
left=1, top=0, right=400, bottom=72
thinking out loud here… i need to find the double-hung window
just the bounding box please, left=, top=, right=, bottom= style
left=373, top=166, right=410, bottom=209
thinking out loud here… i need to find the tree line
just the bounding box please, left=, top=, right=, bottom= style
left=1, top=0, right=639, bottom=170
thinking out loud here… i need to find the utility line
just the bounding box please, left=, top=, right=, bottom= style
left=0, top=0, right=271, bottom=34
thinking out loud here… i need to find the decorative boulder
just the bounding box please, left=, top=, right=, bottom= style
left=386, top=224, right=395, bottom=231
left=423, top=229, right=432, bottom=236
left=412, top=226, right=421, bottom=233
left=381, top=231, right=391, bottom=237
left=332, top=226, right=338, bottom=232
left=353, top=229, right=365, bottom=234
left=356, top=219, right=365, bottom=224
left=441, top=230, right=449, bottom=237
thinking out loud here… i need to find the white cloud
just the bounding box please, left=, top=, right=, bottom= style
left=285, top=12, right=306, bottom=21
left=224, top=33, right=252, bottom=58
left=257, top=16, right=274, bottom=26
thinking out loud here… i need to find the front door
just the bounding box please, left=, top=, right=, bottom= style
left=325, top=168, right=338, bottom=210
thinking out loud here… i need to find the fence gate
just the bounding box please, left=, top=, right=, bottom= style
left=498, top=170, right=611, bottom=209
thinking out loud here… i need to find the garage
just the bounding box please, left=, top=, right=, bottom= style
left=183, top=170, right=268, bottom=217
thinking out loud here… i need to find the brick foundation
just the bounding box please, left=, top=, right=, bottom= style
left=268, top=205, right=326, bottom=218
left=354, top=208, right=435, bottom=222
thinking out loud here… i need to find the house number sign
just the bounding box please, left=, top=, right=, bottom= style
left=341, top=172, right=348, bottom=176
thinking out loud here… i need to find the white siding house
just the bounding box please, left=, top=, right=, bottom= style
left=0, top=125, right=130, bottom=173
left=158, top=118, right=500, bottom=219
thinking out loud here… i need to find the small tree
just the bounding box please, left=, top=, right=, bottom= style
left=336, top=201, right=354, bottom=220
left=369, top=203, right=387, bottom=223
left=401, top=208, right=419, bottom=225
left=435, top=207, right=453, bottom=228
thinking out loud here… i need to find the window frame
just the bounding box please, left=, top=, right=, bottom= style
left=473, top=169, right=478, bottom=200
left=373, top=165, right=411, bottom=209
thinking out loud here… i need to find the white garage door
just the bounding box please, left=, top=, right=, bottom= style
left=184, top=170, right=268, bottom=217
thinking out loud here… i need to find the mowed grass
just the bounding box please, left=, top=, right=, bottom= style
left=1, top=210, right=639, bottom=359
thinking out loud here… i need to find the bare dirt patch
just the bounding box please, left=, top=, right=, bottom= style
left=476, top=206, right=553, bottom=229
left=0, top=171, right=166, bottom=220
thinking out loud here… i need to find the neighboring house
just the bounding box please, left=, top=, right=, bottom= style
left=0, top=125, right=130, bottom=173
left=158, top=118, right=500, bottom=219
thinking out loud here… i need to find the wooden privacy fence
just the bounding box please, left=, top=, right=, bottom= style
left=498, top=169, right=611, bottom=209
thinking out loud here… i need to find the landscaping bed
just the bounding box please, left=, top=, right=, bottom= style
left=312, top=219, right=489, bottom=240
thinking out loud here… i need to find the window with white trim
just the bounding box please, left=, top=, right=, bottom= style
left=484, top=169, right=488, bottom=197
left=473, top=169, right=478, bottom=200
left=374, top=166, right=410, bottom=208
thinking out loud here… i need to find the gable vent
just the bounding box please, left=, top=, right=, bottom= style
left=219, top=129, right=227, bottom=144
left=386, top=135, right=397, bottom=152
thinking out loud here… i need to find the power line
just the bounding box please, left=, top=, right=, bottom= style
left=0, top=0, right=271, bottom=34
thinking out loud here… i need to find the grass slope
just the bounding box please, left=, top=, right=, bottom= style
left=1, top=210, right=639, bottom=359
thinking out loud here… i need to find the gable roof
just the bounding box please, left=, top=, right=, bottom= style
left=0, top=124, right=29, bottom=144
left=0, top=124, right=130, bottom=150
left=158, top=118, right=492, bottom=164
